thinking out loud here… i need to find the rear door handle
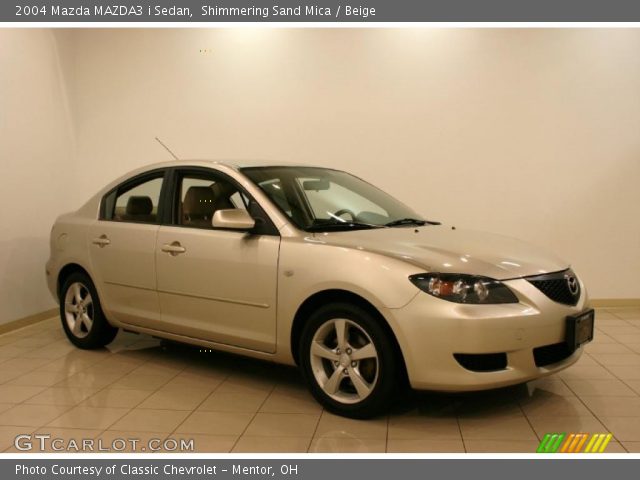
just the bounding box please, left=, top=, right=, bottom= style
left=92, top=235, right=110, bottom=247
left=161, top=241, right=186, bottom=256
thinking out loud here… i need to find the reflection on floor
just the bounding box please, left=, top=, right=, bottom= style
left=1, top=307, right=640, bottom=453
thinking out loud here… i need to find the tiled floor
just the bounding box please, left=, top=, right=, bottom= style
left=1, top=307, right=640, bottom=453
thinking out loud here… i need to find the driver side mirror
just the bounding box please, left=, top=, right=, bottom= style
left=212, top=209, right=255, bottom=231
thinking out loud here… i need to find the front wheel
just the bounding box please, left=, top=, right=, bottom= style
left=299, top=303, right=399, bottom=418
left=60, top=272, right=118, bottom=349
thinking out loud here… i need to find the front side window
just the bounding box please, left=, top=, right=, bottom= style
left=105, top=174, right=164, bottom=224
left=241, top=167, right=424, bottom=231
left=177, top=173, right=248, bottom=229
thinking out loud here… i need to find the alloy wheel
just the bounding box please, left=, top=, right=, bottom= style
left=309, top=318, right=379, bottom=404
left=63, top=282, right=94, bottom=339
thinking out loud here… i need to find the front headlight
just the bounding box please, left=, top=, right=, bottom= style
left=409, top=273, right=519, bottom=304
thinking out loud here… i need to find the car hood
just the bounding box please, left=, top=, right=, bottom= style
left=314, top=225, right=569, bottom=280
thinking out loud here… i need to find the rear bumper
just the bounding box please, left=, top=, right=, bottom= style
left=388, top=277, right=591, bottom=391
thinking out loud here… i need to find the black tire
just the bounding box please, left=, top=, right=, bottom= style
left=299, top=302, right=399, bottom=419
left=59, top=272, right=118, bottom=349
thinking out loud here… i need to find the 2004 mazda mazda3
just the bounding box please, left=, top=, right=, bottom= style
left=46, top=161, right=595, bottom=417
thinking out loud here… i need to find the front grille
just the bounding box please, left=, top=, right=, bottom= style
left=454, top=353, right=507, bottom=372
left=526, top=269, right=580, bottom=306
left=533, top=342, right=574, bottom=367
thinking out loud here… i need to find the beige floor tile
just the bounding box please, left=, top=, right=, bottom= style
left=0, top=404, right=16, bottom=414
left=388, top=415, right=461, bottom=440
left=163, top=371, right=225, bottom=391
left=0, top=345, right=35, bottom=358
left=25, top=387, right=101, bottom=406
left=589, top=333, right=618, bottom=344
left=37, top=357, right=97, bottom=376
left=0, top=370, right=22, bottom=383
left=605, top=365, right=640, bottom=380
left=259, top=391, right=322, bottom=414
left=520, top=393, right=593, bottom=417
left=244, top=413, right=320, bottom=437
left=464, top=440, right=541, bottom=453
left=527, top=415, right=607, bottom=438
left=233, top=435, right=311, bottom=453
left=80, top=362, right=139, bottom=376
left=625, top=380, right=640, bottom=395
left=564, top=378, right=638, bottom=396
left=110, top=373, right=172, bottom=390
left=215, top=377, right=275, bottom=395
left=558, top=365, right=616, bottom=380
left=56, top=371, right=125, bottom=389
left=621, top=442, right=640, bottom=452
left=608, top=308, right=640, bottom=319
left=601, top=441, right=627, bottom=453
left=309, top=437, right=386, bottom=453
left=137, top=386, right=211, bottom=411
left=574, top=354, right=599, bottom=366
left=7, top=428, right=101, bottom=453
left=108, top=408, right=191, bottom=433
left=594, top=317, right=631, bottom=326
left=581, top=396, right=640, bottom=417
left=0, top=425, right=36, bottom=451
left=590, top=353, right=640, bottom=367
left=314, top=412, right=387, bottom=439
left=47, top=406, right=130, bottom=430
left=458, top=415, right=537, bottom=441
left=0, top=404, right=71, bottom=427
left=596, top=326, right=640, bottom=337
left=586, top=343, right=634, bottom=354
left=11, top=337, right=57, bottom=348
left=80, top=389, right=153, bottom=408
left=387, top=438, right=465, bottom=453
left=175, top=411, right=253, bottom=436
left=0, top=357, right=50, bottom=374
left=198, top=392, right=268, bottom=413
left=599, top=417, right=640, bottom=441
left=7, top=370, right=72, bottom=387
left=183, top=434, right=237, bottom=453
left=128, top=363, right=184, bottom=378
left=0, top=385, right=46, bottom=403
left=21, top=344, right=77, bottom=360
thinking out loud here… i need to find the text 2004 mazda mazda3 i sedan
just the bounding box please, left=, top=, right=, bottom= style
left=46, top=161, right=594, bottom=418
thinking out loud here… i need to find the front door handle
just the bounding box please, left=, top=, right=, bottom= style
left=161, top=241, right=186, bottom=256
left=92, top=235, right=111, bottom=247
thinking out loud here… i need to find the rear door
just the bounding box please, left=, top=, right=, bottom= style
left=88, top=169, right=167, bottom=327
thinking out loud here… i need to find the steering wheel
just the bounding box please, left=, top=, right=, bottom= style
left=333, top=209, right=357, bottom=221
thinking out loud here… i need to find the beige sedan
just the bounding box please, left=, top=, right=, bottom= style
left=46, top=160, right=594, bottom=417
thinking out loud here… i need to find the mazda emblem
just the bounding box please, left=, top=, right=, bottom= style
left=566, top=274, right=579, bottom=296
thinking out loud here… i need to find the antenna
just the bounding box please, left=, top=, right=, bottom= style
left=155, top=136, right=180, bottom=160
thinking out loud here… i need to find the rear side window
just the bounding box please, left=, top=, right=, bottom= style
left=102, top=174, right=164, bottom=224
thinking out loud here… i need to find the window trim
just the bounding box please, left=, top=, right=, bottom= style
left=99, top=168, right=169, bottom=225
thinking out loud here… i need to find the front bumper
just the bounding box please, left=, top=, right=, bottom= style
left=389, top=277, right=590, bottom=391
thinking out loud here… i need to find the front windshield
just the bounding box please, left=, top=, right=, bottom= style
left=241, top=166, right=425, bottom=231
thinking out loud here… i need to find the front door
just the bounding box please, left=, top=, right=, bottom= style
left=154, top=169, right=280, bottom=353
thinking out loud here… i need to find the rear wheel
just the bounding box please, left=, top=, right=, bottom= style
left=299, top=302, right=398, bottom=418
left=60, top=272, right=118, bottom=349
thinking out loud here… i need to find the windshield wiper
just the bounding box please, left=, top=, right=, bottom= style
left=384, top=218, right=440, bottom=227
left=306, top=222, right=381, bottom=232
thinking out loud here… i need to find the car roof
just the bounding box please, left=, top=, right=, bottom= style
left=139, top=159, right=325, bottom=170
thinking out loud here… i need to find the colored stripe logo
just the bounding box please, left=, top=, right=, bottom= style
left=537, top=433, right=612, bottom=453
